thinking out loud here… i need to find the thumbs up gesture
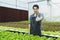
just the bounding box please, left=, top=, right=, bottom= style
left=36, top=16, right=43, bottom=21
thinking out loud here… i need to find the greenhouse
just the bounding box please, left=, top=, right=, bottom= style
left=0, top=0, right=60, bottom=40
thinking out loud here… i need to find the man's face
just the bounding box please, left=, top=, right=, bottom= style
left=33, top=7, right=39, bottom=14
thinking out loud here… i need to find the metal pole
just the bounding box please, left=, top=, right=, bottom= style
left=47, top=0, right=52, bottom=21
left=16, top=0, right=17, bottom=8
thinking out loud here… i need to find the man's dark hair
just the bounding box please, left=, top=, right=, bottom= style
left=33, top=4, right=39, bottom=9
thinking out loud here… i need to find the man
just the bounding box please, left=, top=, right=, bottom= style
left=29, top=4, right=44, bottom=36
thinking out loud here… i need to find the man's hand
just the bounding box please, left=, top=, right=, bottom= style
left=36, top=16, right=43, bottom=21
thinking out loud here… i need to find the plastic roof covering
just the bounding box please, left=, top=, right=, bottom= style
left=0, top=0, right=60, bottom=10
left=19, top=0, right=60, bottom=3
left=19, top=0, right=45, bottom=3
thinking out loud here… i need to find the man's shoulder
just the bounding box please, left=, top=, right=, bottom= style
left=30, top=14, right=34, bottom=17
left=38, top=13, right=43, bottom=15
left=38, top=13, right=44, bottom=17
left=38, top=13, right=42, bottom=14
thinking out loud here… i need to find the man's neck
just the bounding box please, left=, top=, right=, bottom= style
left=34, top=12, right=38, bottom=17
left=34, top=12, right=38, bottom=15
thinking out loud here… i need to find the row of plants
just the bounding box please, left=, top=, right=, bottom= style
left=41, top=21, right=60, bottom=31
left=0, top=30, right=60, bottom=40
left=42, top=31, right=60, bottom=36
left=0, top=26, right=28, bottom=33
left=0, top=20, right=60, bottom=31
left=0, top=26, right=60, bottom=36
